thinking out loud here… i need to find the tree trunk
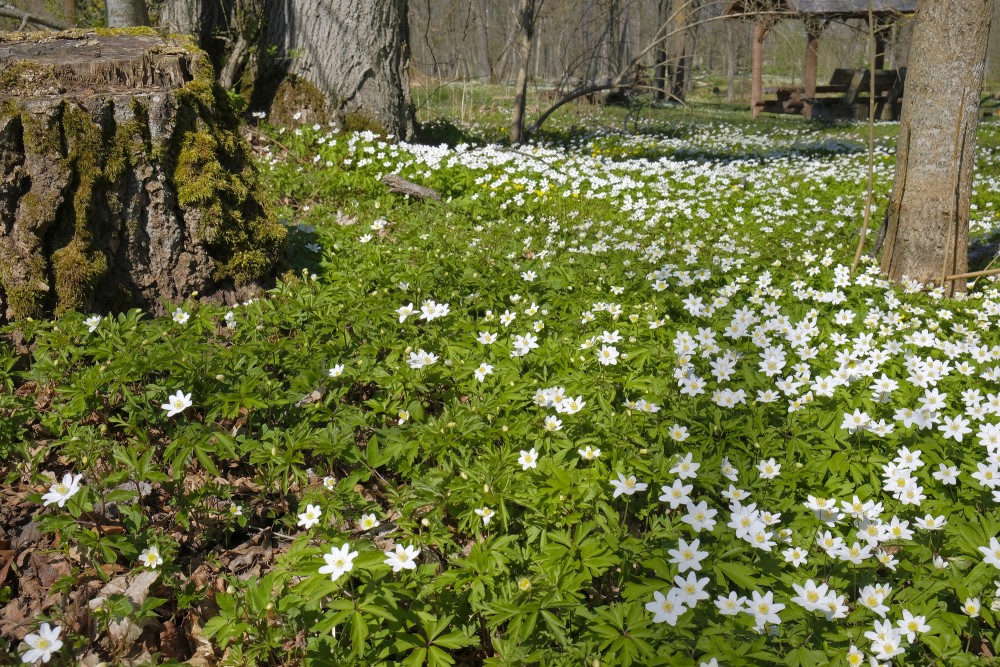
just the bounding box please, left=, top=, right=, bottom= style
left=751, top=21, right=766, bottom=117
left=880, top=0, right=992, bottom=296
left=106, top=0, right=149, bottom=27
left=473, top=0, right=493, bottom=83
left=253, top=0, right=415, bottom=140
left=0, top=31, right=285, bottom=321
left=606, top=0, right=622, bottom=82
left=654, top=0, right=670, bottom=100
left=890, top=16, right=914, bottom=70
left=510, top=0, right=538, bottom=144
left=63, top=0, right=76, bottom=26
left=725, top=20, right=736, bottom=102
left=667, top=0, right=691, bottom=102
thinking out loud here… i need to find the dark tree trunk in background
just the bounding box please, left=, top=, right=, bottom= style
left=105, top=0, right=148, bottom=27
left=725, top=20, right=737, bottom=102
left=63, top=0, right=76, bottom=26
left=881, top=0, right=992, bottom=296
left=653, top=0, right=669, bottom=100
left=160, top=0, right=258, bottom=92
left=667, top=0, right=691, bottom=101
left=473, top=0, right=493, bottom=82
left=890, top=16, right=914, bottom=70
left=510, top=0, right=539, bottom=143
left=605, top=0, right=622, bottom=82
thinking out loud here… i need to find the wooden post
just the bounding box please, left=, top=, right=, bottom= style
left=751, top=22, right=766, bottom=117
left=804, top=26, right=820, bottom=119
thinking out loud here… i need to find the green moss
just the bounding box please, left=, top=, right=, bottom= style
left=164, top=58, right=286, bottom=285
left=219, top=249, right=272, bottom=284
left=267, top=76, right=331, bottom=127
left=0, top=99, right=18, bottom=120
left=5, top=286, right=44, bottom=320
left=0, top=61, right=57, bottom=96
left=341, top=112, right=388, bottom=138
left=61, top=103, right=102, bottom=232
left=176, top=131, right=246, bottom=208
left=52, top=240, right=107, bottom=315
left=105, top=100, right=149, bottom=185
left=20, top=105, right=64, bottom=159
left=91, top=27, right=159, bottom=37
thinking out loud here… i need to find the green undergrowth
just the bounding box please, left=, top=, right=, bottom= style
left=2, top=109, right=1000, bottom=666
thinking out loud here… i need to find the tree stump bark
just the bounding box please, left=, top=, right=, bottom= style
left=0, top=29, right=286, bottom=321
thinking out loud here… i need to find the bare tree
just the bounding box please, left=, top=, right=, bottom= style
left=879, top=0, right=993, bottom=295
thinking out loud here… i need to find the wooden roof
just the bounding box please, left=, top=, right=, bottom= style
left=726, top=0, right=917, bottom=17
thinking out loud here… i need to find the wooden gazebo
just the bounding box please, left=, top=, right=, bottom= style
left=726, top=0, right=917, bottom=118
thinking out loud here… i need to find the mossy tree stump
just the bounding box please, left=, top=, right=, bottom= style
left=0, top=30, right=286, bottom=321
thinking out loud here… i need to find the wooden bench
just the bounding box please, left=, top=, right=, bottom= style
left=837, top=68, right=906, bottom=120
left=757, top=68, right=905, bottom=120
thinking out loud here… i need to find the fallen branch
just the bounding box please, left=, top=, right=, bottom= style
left=382, top=174, right=441, bottom=202
left=944, top=266, right=1000, bottom=282
left=0, top=3, right=67, bottom=31
left=529, top=81, right=623, bottom=135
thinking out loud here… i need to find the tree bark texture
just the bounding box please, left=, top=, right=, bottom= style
left=473, top=0, right=494, bottom=83
left=0, top=31, right=285, bottom=321
left=159, top=0, right=263, bottom=94
left=510, top=0, right=537, bottom=144
left=725, top=20, right=737, bottom=102
left=667, top=0, right=693, bottom=102
left=63, top=0, right=76, bottom=26
left=105, top=0, right=149, bottom=27
left=255, top=0, right=415, bottom=140
left=881, top=0, right=992, bottom=296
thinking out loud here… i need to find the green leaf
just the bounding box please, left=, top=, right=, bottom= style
left=433, top=630, right=477, bottom=650
left=715, top=560, right=770, bottom=589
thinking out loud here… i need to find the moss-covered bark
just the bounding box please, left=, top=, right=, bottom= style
left=0, top=30, right=286, bottom=320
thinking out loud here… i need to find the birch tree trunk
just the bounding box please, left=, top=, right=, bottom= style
left=880, top=0, right=992, bottom=296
